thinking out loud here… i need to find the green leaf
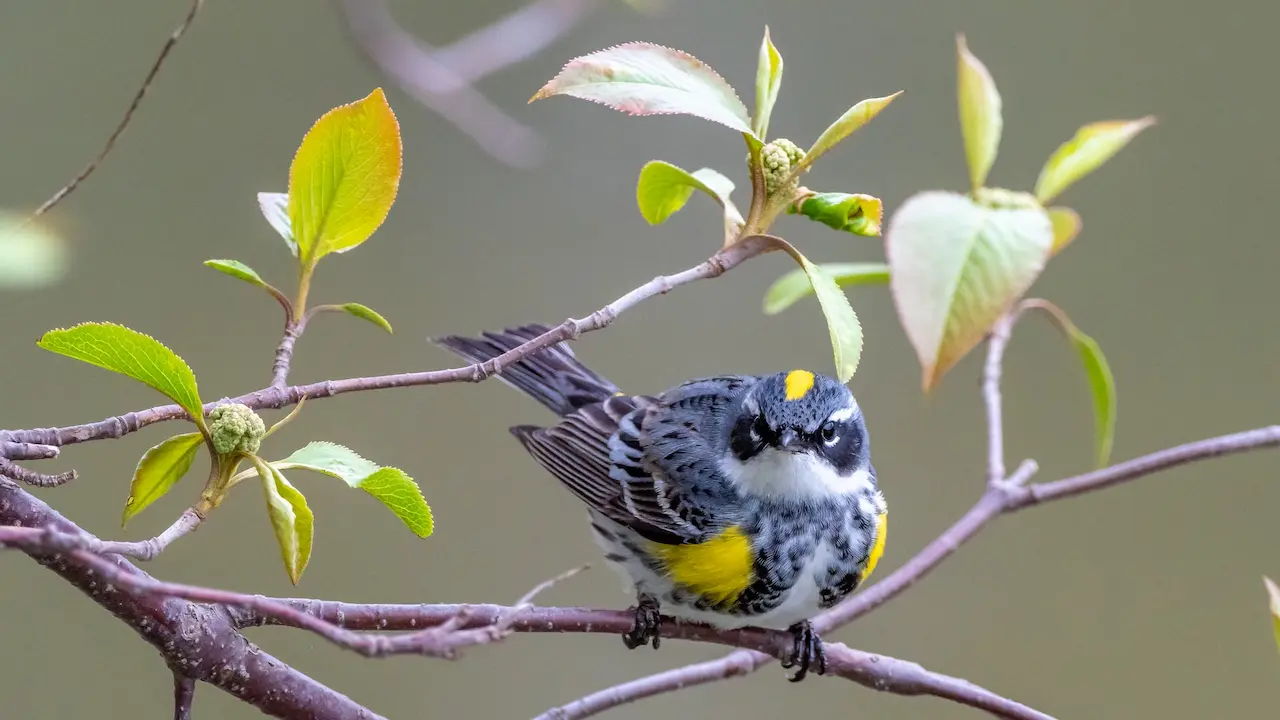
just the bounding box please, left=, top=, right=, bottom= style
left=764, top=262, right=890, bottom=315
left=0, top=211, right=68, bottom=289
left=529, top=42, right=755, bottom=136
left=252, top=456, right=314, bottom=585
left=1034, top=116, right=1155, bottom=204
left=122, top=432, right=204, bottom=526
left=771, top=241, right=864, bottom=383
left=257, top=192, right=296, bottom=256
left=753, top=27, right=783, bottom=139
left=1025, top=301, right=1116, bottom=468
left=335, top=303, right=392, bottom=334
left=38, top=322, right=204, bottom=421
left=276, top=442, right=432, bottom=538
left=956, top=34, right=1002, bottom=190
left=636, top=161, right=738, bottom=225
left=204, top=259, right=268, bottom=289
left=789, top=193, right=884, bottom=236
left=793, top=91, right=902, bottom=174
left=885, top=191, right=1053, bottom=390
left=1047, top=206, right=1082, bottom=257
left=1265, top=576, right=1280, bottom=658
left=358, top=468, right=434, bottom=538
left=288, top=88, right=403, bottom=266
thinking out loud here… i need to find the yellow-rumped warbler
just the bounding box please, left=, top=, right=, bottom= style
left=435, top=324, right=887, bottom=681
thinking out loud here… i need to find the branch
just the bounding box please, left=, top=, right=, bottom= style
left=96, top=507, right=203, bottom=561
left=335, top=0, right=595, bottom=168
left=0, top=479, right=384, bottom=720
left=6, top=237, right=773, bottom=453
left=172, top=671, right=195, bottom=720
left=29, top=0, right=203, bottom=219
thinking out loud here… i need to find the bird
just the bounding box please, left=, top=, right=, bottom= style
left=433, top=323, right=887, bottom=681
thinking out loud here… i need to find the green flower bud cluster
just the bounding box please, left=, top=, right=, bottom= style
left=757, top=138, right=806, bottom=195
left=208, top=403, right=266, bottom=455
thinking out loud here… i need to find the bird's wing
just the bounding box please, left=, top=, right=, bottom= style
left=513, top=380, right=751, bottom=545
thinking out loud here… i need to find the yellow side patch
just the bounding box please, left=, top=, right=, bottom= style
left=784, top=369, right=815, bottom=401
left=650, top=526, right=753, bottom=606
left=861, top=511, right=888, bottom=582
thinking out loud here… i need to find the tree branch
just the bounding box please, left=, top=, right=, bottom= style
left=172, top=671, right=195, bottom=720
left=29, top=0, right=204, bottom=219
left=96, top=507, right=203, bottom=561
left=6, top=237, right=774, bottom=455
left=0, top=478, right=384, bottom=720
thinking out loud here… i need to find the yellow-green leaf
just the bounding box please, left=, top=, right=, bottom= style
left=288, top=88, right=403, bottom=265
left=771, top=240, right=864, bottom=382
left=885, top=191, right=1053, bottom=390
left=789, top=193, right=884, bottom=236
left=204, top=259, right=267, bottom=288
left=0, top=211, right=68, bottom=289
left=636, top=160, right=738, bottom=226
left=753, top=27, right=783, bottom=139
left=38, top=322, right=203, bottom=421
left=275, top=442, right=432, bottom=538
left=1034, top=116, right=1155, bottom=204
left=1025, top=301, right=1117, bottom=468
left=1265, top=576, right=1280, bottom=658
left=252, top=457, right=314, bottom=585
left=122, top=432, right=203, bottom=526
left=257, top=192, right=295, bottom=256
left=764, top=262, right=889, bottom=315
left=530, top=42, right=754, bottom=136
left=1047, top=207, right=1083, bottom=257
left=335, top=303, right=392, bottom=334
left=794, top=91, right=902, bottom=174
left=956, top=35, right=1002, bottom=191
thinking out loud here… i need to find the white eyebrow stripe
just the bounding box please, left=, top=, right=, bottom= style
left=827, top=407, right=856, bottom=423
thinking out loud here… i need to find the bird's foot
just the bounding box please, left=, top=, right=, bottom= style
left=622, top=593, right=662, bottom=650
left=780, top=620, right=827, bottom=682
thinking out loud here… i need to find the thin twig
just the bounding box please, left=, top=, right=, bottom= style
left=97, top=508, right=203, bottom=561
left=7, top=237, right=776, bottom=451
left=270, top=324, right=303, bottom=388
left=983, top=311, right=1020, bottom=484
left=0, top=457, right=76, bottom=487
left=0, top=440, right=59, bottom=460
left=172, top=671, right=195, bottom=720
left=29, top=0, right=203, bottom=219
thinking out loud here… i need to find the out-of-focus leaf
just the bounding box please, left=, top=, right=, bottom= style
left=0, top=212, right=68, bottom=289
left=956, top=35, right=1002, bottom=190
left=1047, top=207, right=1083, bottom=257
left=885, top=191, right=1053, bottom=390
left=763, top=262, right=890, bottom=315
left=1034, top=117, right=1155, bottom=203
left=38, top=322, right=203, bottom=421
left=753, top=27, right=783, bottom=139
left=530, top=42, right=755, bottom=136
left=288, top=88, right=403, bottom=265
left=122, top=432, right=204, bottom=526
left=793, top=92, right=902, bottom=174
left=1265, top=576, right=1280, bottom=658
left=789, top=193, right=884, bottom=236
left=770, top=240, right=864, bottom=382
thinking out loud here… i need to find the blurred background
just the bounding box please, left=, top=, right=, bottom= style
left=2, top=1, right=1278, bottom=718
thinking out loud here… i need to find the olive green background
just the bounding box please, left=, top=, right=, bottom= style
left=2, top=1, right=1278, bottom=718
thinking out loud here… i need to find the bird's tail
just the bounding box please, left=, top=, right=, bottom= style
left=431, top=323, right=621, bottom=417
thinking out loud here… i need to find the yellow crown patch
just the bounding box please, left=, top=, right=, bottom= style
left=784, top=369, right=815, bottom=401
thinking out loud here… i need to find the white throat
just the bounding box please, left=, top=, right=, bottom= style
left=722, top=448, right=872, bottom=501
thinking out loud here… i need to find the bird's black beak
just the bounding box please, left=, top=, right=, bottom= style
left=777, top=427, right=798, bottom=450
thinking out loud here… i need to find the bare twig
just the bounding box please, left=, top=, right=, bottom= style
left=983, top=311, right=1020, bottom=484
left=29, top=0, right=203, bottom=219
left=96, top=508, right=203, bottom=561
left=7, top=237, right=776, bottom=452
left=172, top=671, right=195, bottom=720
left=0, top=457, right=76, bottom=487
left=0, top=439, right=59, bottom=460
left=270, top=324, right=303, bottom=388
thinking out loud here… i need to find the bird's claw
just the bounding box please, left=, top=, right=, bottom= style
left=781, top=620, right=827, bottom=682
left=622, top=594, right=662, bottom=650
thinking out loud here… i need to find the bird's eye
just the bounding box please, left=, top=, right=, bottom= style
left=752, top=415, right=771, bottom=443
left=820, top=421, right=839, bottom=445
